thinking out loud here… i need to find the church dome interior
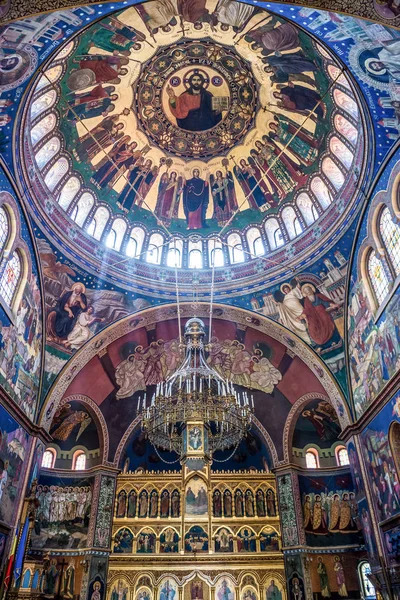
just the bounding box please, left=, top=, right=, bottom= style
left=0, top=1, right=399, bottom=600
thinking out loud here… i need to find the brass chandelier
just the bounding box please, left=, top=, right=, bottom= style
left=140, top=317, right=253, bottom=470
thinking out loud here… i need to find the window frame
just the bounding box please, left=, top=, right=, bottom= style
left=41, top=448, right=56, bottom=469
left=305, top=448, right=320, bottom=469
left=72, top=450, right=87, bottom=471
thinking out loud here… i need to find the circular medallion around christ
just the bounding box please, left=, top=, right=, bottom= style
left=134, top=40, right=258, bottom=160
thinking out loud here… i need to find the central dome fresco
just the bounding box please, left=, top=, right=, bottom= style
left=21, top=0, right=367, bottom=294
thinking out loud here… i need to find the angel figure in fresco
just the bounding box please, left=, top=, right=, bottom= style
left=249, top=357, right=282, bottom=394
left=115, top=352, right=146, bottom=399
left=211, top=1, right=258, bottom=32
left=155, top=171, right=183, bottom=224
left=303, top=494, right=312, bottom=531
left=50, top=405, right=92, bottom=442
left=312, top=495, right=328, bottom=535
left=210, top=169, right=238, bottom=225
left=273, top=279, right=311, bottom=344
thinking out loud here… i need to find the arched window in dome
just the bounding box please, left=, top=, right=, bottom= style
left=71, top=193, right=95, bottom=227
left=305, top=449, right=319, bottom=469
left=336, top=446, right=350, bottom=467
left=30, top=113, right=57, bottom=146
left=57, top=177, right=81, bottom=210
left=333, top=89, right=358, bottom=119
left=36, top=66, right=63, bottom=91
left=188, top=239, right=203, bottom=269
left=296, top=193, right=318, bottom=226
left=56, top=41, right=75, bottom=60
left=380, top=207, right=400, bottom=276
left=227, top=233, right=244, bottom=264
left=147, top=233, right=164, bottom=265
left=209, top=239, right=224, bottom=267
left=30, top=90, right=57, bottom=120
left=311, top=177, right=333, bottom=210
left=246, top=227, right=264, bottom=257
left=106, top=218, right=126, bottom=251
left=322, top=158, right=345, bottom=191
left=330, top=137, right=353, bottom=170
left=367, top=249, right=391, bottom=306
left=327, top=64, right=351, bottom=89
left=0, top=251, right=21, bottom=306
left=167, top=238, right=183, bottom=268
left=42, top=448, right=56, bottom=469
left=73, top=450, right=86, bottom=471
left=282, top=206, right=302, bottom=240
left=0, top=206, right=9, bottom=255
left=35, top=136, right=61, bottom=170
left=44, top=157, right=69, bottom=192
left=334, top=114, right=358, bottom=146
left=265, top=218, right=284, bottom=250
left=126, top=227, right=145, bottom=258
left=87, top=206, right=110, bottom=240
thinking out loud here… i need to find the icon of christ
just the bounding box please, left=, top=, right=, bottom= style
left=167, top=71, right=223, bottom=131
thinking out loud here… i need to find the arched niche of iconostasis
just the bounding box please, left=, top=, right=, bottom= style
left=43, top=399, right=102, bottom=470
left=118, top=422, right=273, bottom=475
left=290, top=398, right=344, bottom=469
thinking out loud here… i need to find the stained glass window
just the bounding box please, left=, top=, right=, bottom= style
left=209, top=239, right=224, bottom=267
left=31, top=113, right=56, bottom=146
left=72, top=193, right=95, bottom=227
left=327, top=65, right=351, bottom=89
left=296, top=193, right=317, bottom=226
left=227, top=233, right=244, bottom=264
left=311, top=177, right=333, bottom=209
left=305, top=450, right=318, bottom=469
left=330, top=136, right=354, bottom=170
left=282, top=206, right=302, bottom=240
left=265, top=218, right=284, bottom=250
left=322, top=158, right=345, bottom=191
left=35, top=136, right=60, bottom=170
left=106, top=218, right=127, bottom=251
left=30, top=90, right=57, bottom=120
left=247, top=227, right=264, bottom=257
left=0, top=206, right=9, bottom=254
left=58, top=177, right=81, bottom=210
left=87, top=206, right=110, bottom=240
left=380, top=208, right=400, bottom=276
left=359, top=563, right=376, bottom=599
left=368, top=250, right=391, bottom=306
left=126, top=227, right=145, bottom=258
left=35, top=66, right=63, bottom=91
left=44, top=157, right=69, bottom=191
left=42, top=449, right=55, bottom=469
left=0, top=251, right=21, bottom=305
left=147, top=233, right=164, bottom=265
left=334, top=115, right=358, bottom=146
left=333, top=89, right=358, bottom=119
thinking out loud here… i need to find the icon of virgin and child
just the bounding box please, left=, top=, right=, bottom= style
left=166, top=70, right=224, bottom=132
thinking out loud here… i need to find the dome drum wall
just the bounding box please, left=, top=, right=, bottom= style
left=19, top=1, right=368, bottom=296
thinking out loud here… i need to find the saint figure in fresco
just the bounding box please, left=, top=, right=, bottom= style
left=111, top=581, right=128, bottom=600
left=317, top=557, right=331, bottom=598
left=256, top=490, right=266, bottom=517
left=155, top=172, right=183, bottom=224
left=217, top=580, right=233, bottom=600
left=160, top=580, right=176, bottom=600
left=245, top=20, right=299, bottom=56
left=213, top=490, right=222, bottom=517
left=210, top=170, right=238, bottom=225
left=211, top=1, right=257, bottom=32
left=334, top=556, right=348, bottom=597
left=299, top=284, right=341, bottom=350
left=191, top=581, right=204, bottom=600
left=266, top=581, right=282, bottom=600
left=89, top=17, right=146, bottom=55
left=76, top=55, right=129, bottom=85
left=167, top=72, right=222, bottom=131
left=46, top=283, right=88, bottom=344
left=267, top=114, right=319, bottom=166
left=223, top=491, right=232, bottom=517
left=183, top=169, right=209, bottom=229
left=64, top=85, right=117, bottom=123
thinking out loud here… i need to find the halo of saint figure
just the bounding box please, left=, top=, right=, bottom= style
left=41, top=0, right=350, bottom=232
